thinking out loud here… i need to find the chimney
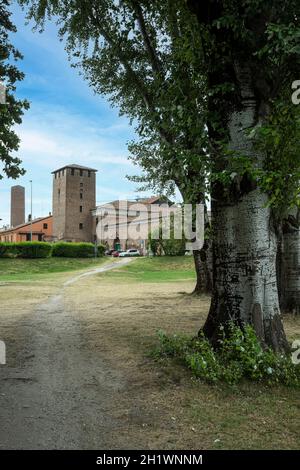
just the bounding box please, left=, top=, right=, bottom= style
left=11, top=186, right=25, bottom=227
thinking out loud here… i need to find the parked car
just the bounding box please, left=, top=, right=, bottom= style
left=112, top=250, right=127, bottom=257
left=119, top=249, right=140, bottom=257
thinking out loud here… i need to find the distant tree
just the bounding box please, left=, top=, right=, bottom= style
left=278, top=208, right=300, bottom=314
left=149, top=212, right=186, bottom=257
left=0, top=0, right=29, bottom=179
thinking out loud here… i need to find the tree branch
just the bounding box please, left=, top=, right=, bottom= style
left=131, top=1, right=162, bottom=76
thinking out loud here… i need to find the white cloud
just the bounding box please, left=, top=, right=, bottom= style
left=17, top=102, right=135, bottom=171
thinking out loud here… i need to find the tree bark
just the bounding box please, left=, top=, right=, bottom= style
left=203, top=65, right=289, bottom=352
left=279, top=209, right=300, bottom=314
left=192, top=246, right=212, bottom=294
left=204, top=190, right=288, bottom=352
left=192, top=206, right=212, bottom=295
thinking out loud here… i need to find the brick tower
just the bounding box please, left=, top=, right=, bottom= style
left=11, top=185, right=25, bottom=227
left=52, top=164, right=97, bottom=242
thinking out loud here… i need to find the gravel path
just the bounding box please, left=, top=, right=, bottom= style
left=0, top=258, right=132, bottom=449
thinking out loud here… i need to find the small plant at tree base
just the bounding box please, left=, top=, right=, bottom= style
left=153, top=324, right=300, bottom=387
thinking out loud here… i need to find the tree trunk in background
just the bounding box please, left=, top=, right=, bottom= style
left=192, top=206, right=212, bottom=295
left=192, top=246, right=212, bottom=294
left=279, top=209, right=300, bottom=314
left=203, top=65, right=289, bottom=352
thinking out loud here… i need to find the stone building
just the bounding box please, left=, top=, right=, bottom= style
left=92, top=197, right=176, bottom=254
left=11, top=185, right=25, bottom=227
left=52, top=164, right=97, bottom=242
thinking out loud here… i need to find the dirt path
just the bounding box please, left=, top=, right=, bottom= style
left=0, top=259, right=132, bottom=449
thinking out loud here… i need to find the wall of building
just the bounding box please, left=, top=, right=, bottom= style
left=52, top=167, right=96, bottom=242
left=0, top=216, right=53, bottom=242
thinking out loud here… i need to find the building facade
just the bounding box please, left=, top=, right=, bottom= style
left=0, top=215, right=53, bottom=242
left=92, top=197, right=176, bottom=254
left=52, top=164, right=97, bottom=242
left=11, top=185, right=25, bottom=228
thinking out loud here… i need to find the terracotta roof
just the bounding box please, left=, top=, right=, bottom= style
left=0, top=215, right=52, bottom=234
left=96, top=196, right=171, bottom=209
left=52, top=164, right=98, bottom=174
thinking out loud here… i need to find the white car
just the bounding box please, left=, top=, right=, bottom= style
left=119, top=248, right=140, bottom=257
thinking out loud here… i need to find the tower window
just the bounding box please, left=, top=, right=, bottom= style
left=71, top=169, right=75, bottom=176
left=80, top=192, right=83, bottom=199
left=79, top=223, right=83, bottom=230
left=80, top=183, right=83, bottom=187
left=62, top=170, right=64, bottom=176
left=80, top=206, right=83, bottom=213
left=58, top=189, right=60, bottom=197
left=88, top=171, right=91, bottom=177
left=80, top=170, right=83, bottom=176
left=43, top=223, right=48, bottom=229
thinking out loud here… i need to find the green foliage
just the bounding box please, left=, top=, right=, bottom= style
left=97, top=243, right=106, bottom=256
left=15, top=241, right=52, bottom=258
left=0, top=242, right=17, bottom=257
left=52, top=242, right=102, bottom=258
left=188, top=0, right=300, bottom=214
left=0, top=0, right=30, bottom=179
left=154, top=324, right=300, bottom=387
left=19, top=0, right=208, bottom=205
left=0, top=241, right=52, bottom=258
left=0, top=241, right=106, bottom=259
left=160, top=237, right=186, bottom=257
left=147, top=232, right=160, bottom=256
left=149, top=212, right=186, bottom=256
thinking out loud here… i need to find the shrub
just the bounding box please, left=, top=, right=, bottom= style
left=160, top=238, right=186, bottom=256
left=0, top=242, right=52, bottom=258
left=0, top=242, right=17, bottom=258
left=52, top=242, right=105, bottom=258
left=153, top=324, right=300, bottom=387
left=15, top=242, right=52, bottom=258
left=97, top=244, right=106, bottom=256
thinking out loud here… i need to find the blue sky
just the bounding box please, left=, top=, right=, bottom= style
left=0, top=2, right=154, bottom=226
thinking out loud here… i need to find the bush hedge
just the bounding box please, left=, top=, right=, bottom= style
left=52, top=242, right=105, bottom=258
left=0, top=242, right=52, bottom=258
left=15, top=242, right=52, bottom=258
left=0, top=241, right=106, bottom=259
left=0, top=242, right=16, bottom=258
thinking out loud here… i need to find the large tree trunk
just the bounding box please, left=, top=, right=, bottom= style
left=203, top=65, right=289, bottom=352
left=204, top=190, right=288, bottom=351
left=279, top=209, right=300, bottom=314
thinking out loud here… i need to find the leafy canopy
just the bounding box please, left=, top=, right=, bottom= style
left=0, top=0, right=29, bottom=179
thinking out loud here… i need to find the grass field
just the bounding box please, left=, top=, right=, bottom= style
left=0, top=255, right=299, bottom=449
left=0, top=256, right=107, bottom=281
left=102, top=255, right=196, bottom=282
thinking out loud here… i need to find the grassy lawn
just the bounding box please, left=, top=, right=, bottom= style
left=0, top=256, right=107, bottom=281
left=102, top=255, right=196, bottom=282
